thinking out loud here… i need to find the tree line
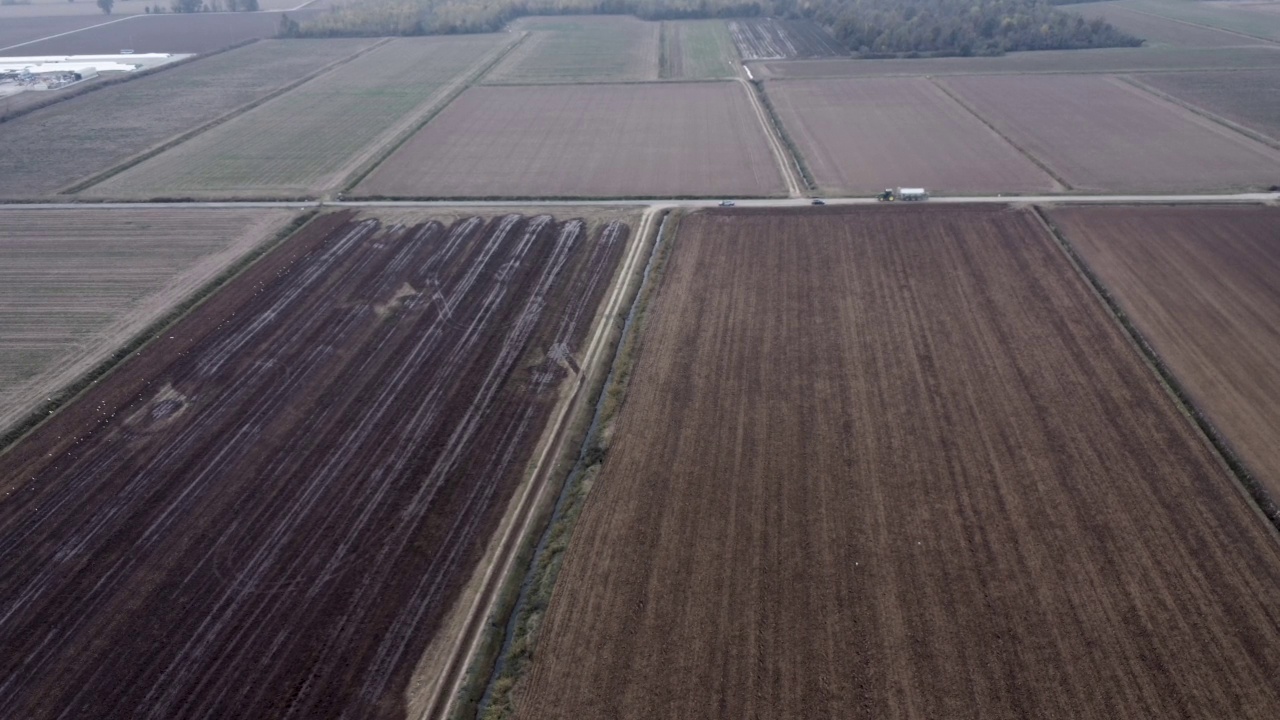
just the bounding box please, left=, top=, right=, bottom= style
left=282, top=0, right=1142, bottom=55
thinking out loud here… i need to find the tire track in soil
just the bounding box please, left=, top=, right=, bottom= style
left=0, top=209, right=630, bottom=719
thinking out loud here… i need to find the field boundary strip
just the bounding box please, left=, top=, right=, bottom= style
left=340, top=32, right=531, bottom=196
left=1117, top=74, right=1280, bottom=151
left=1031, top=205, right=1280, bottom=541
left=0, top=209, right=316, bottom=458
left=423, top=207, right=662, bottom=720
left=739, top=78, right=806, bottom=196
left=929, top=77, right=1073, bottom=190
left=457, top=209, right=681, bottom=720
left=61, top=38, right=393, bottom=196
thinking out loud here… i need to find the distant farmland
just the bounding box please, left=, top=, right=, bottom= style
left=1050, top=204, right=1280, bottom=500
left=765, top=77, right=1059, bottom=194
left=0, top=207, right=295, bottom=436
left=0, top=210, right=632, bottom=719
left=940, top=73, right=1280, bottom=191
left=1072, top=3, right=1261, bottom=47
left=0, top=15, right=113, bottom=52
left=485, top=15, right=659, bottom=84
left=750, top=46, right=1280, bottom=78
left=7, top=11, right=318, bottom=56
left=660, top=20, right=739, bottom=79
left=727, top=17, right=845, bottom=59
left=518, top=205, right=1280, bottom=719
left=356, top=82, right=786, bottom=198
left=85, top=36, right=508, bottom=199
left=0, top=39, right=377, bottom=199
left=1131, top=69, right=1280, bottom=143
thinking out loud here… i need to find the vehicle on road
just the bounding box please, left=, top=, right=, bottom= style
left=811, top=199, right=826, bottom=205
left=719, top=200, right=736, bottom=207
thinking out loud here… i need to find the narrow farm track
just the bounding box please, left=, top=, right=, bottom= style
left=0, top=210, right=629, bottom=719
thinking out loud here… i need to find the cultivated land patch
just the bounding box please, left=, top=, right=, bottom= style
left=0, top=15, right=115, bottom=51
left=727, top=17, right=844, bottom=59
left=356, top=82, right=786, bottom=198
left=516, top=205, right=1280, bottom=719
left=7, top=11, right=319, bottom=55
left=1073, top=3, right=1264, bottom=46
left=485, top=15, right=658, bottom=84
left=1050, top=204, right=1280, bottom=500
left=940, top=73, right=1280, bottom=191
left=0, top=209, right=631, bottom=719
left=1131, top=68, right=1280, bottom=142
left=0, top=38, right=376, bottom=198
left=0, top=207, right=295, bottom=436
left=1101, top=0, right=1280, bottom=41
left=85, top=35, right=507, bottom=199
left=764, top=77, right=1059, bottom=194
left=660, top=19, right=738, bottom=79
left=750, top=45, right=1280, bottom=77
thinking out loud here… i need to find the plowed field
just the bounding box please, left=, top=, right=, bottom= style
left=0, top=207, right=295, bottom=437
left=727, top=18, right=844, bottom=59
left=940, top=73, right=1280, bottom=191
left=356, top=82, right=786, bottom=198
left=0, top=210, right=630, bottom=719
left=764, top=78, right=1059, bottom=194
left=485, top=15, right=658, bottom=83
left=1050, top=204, right=1280, bottom=500
left=1133, top=69, right=1280, bottom=142
left=517, top=205, right=1280, bottom=719
left=9, top=11, right=319, bottom=56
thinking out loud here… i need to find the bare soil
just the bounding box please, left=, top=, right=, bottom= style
left=1132, top=68, right=1280, bottom=141
left=940, top=73, right=1280, bottom=191
left=0, top=210, right=630, bottom=719
left=727, top=18, right=844, bottom=60
left=356, top=82, right=787, bottom=198
left=1050, top=204, right=1280, bottom=501
left=764, top=77, right=1059, bottom=194
left=9, top=11, right=320, bottom=56
left=516, top=205, right=1280, bottom=719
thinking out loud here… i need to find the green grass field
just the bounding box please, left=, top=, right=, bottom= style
left=484, top=15, right=660, bottom=83
left=84, top=35, right=507, bottom=198
left=661, top=20, right=740, bottom=79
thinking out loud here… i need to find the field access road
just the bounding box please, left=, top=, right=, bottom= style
left=0, top=192, right=1276, bottom=212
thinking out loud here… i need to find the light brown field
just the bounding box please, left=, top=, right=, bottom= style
left=940, top=73, right=1280, bottom=191
left=1131, top=69, right=1280, bottom=142
left=764, top=77, right=1059, bottom=194
left=0, top=208, right=295, bottom=436
left=1049, top=204, right=1280, bottom=500
left=1074, top=3, right=1264, bottom=46
left=356, top=82, right=786, bottom=198
left=516, top=205, right=1280, bottom=719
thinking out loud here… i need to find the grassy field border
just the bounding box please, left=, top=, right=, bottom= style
left=1032, top=204, right=1280, bottom=538
left=0, top=209, right=317, bottom=457
left=751, top=79, right=816, bottom=192
left=451, top=210, right=680, bottom=720
left=61, top=39, right=392, bottom=196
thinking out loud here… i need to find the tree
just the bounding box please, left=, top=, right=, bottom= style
left=97, top=0, right=113, bottom=13
left=171, top=0, right=201, bottom=11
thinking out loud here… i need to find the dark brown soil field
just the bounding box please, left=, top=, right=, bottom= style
left=0, top=210, right=630, bottom=719
left=0, top=38, right=376, bottom=198
left=356, top=82, right=786, bottom=198
left=516, top=205, right=1280, bottom=719
left=764, top=78, right=1059, bottom=194
left=1049, top=204, right=1280, bottom=501
left=0, top=15, right=114, bottom=52
left=940, top=73, right=1280, bottom=190
left=1133, top=69, right=1280, bottom=141
left=9, top=11, right=320, bottom=56
left=726, top=17, right=845, bottom=59
left=750, top=45, right=1280, bottom=77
